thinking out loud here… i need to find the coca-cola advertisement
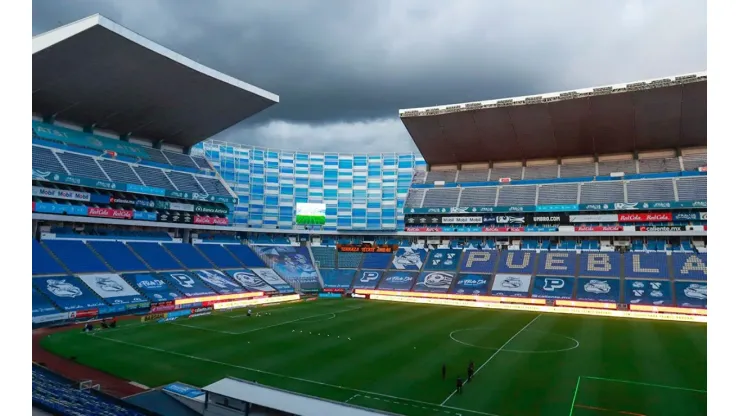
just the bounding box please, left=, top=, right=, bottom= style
left=87, top=207, right=134, bottom=219
left=618, top=212, right=672, bottom=222
left=193, top=216, right=229, bottom=225
left=482, top=227, right=525, bottom=232
left=575, top=225, right=623, bottom=232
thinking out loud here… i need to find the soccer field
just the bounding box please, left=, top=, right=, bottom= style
left=41, top=299, right=707, bottom=416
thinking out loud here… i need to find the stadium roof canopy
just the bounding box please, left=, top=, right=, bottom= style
left=400, top=73, right=706, bottom=166
left=32, top=14, right=279, bottom=149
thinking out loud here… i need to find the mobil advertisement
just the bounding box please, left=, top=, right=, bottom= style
left=32, top=186, right=91, bottom=202
left=87, top=207, right=134, bottom=219
left=617, top=212, right=672, bottom=222
left=452, top=274, right=491, bottom=295
left=377, top=271, right=417, bottom=291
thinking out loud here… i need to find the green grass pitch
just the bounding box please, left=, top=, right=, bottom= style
left=41, top=299, right=707, bottom=416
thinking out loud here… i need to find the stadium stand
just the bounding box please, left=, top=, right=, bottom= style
left=496, top=185, right=537, bottom=206
left=225, top=245, right=267, bottom=268
left=337, top=251, right=364, bottom=269
left=626, top=179, right=675, bottom=202
left=33, top=365, right=148, bottom=416
left=128, top=243, right=182, bottom=270
left=677, top=176, right=708, bottom=201
left=164, top=244, right=214, bottom=269
left=33, top=276, right=108, bottom=311
left=537, top=183, right=579, bottom=205
left=360, top=253, right=393, bottom=269
left=195, top=244, right=243, bottom=269
left=579, top=181, right=625, bottom=204
left=311, top=246, right=338, bottom=268
left=42, top=240, right=110, bottom=273
left=87, top=241, right=148, bottom=272
left=320, top=269, right=357, bottom=291
left=33, top=239, right=66, bottom=275
left=422, top=188, right=460, bottom=207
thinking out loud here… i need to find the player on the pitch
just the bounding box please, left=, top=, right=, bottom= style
left=467, top=361, right=474, bottom=382
left=456, top=375, right=463, bottom=394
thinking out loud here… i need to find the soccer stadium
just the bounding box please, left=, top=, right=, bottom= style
left=32, top=15, right=707, bottom=416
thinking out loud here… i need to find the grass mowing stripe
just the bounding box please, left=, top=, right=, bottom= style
left=87, top=333, right=497, bottom=416
left=440, top=313, right=541, bottom=406
left=581, top=376, right=707, bottom=393
left=568, top=376, right=580, bottom=416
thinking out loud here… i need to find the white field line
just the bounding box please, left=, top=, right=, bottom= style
left=440, top=314, right=541, bottom=406
left=88, top=333, right=498, bottom=416
left=168, top=306, right=364, bottom=335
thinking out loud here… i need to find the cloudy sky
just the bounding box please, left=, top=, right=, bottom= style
left=32, top=0, right=706, bottom=153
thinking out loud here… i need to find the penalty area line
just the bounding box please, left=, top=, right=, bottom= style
left=89, top=334, right=497, bottom=416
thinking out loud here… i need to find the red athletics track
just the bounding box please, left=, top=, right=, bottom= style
left=32, top=316, right=146, bottom=398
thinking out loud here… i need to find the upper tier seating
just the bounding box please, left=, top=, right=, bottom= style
left=193, top=156, right=212, bottom=169
left=165, top=244, right=213, bottom=269
left=133, top=165, right=175, bottom=190
left=456, top=169, right=489, bottom=183
left=524, top=165, right=559, bottom=180
left=196, top=244, right=243, bottom=269
left=459, top=187, right=497, bottom=207
left=32, top=146, right=67, bottom=173
left=98, top=159, right=143, bottom=185
left=426, top=170, right=457, bottom=183
left=626, top=179, right=675, bottom=202
left=497, top=185, right=536, bottom=206
left=33, top=239, right=65, bottom=275
left=163, top=151, right=198, bottom=169
left=598, top=160, right=637, bottom=176
left=682, top=153, right=707, bottom=171
left=337, top=252, right=364, bottom=268
left=490, top=166, right=523, bottom=181
left=423, top=188, right=460, bottom=207
left=166, top=171, right=205, bottom=193
left=56, top=152, right=109, bottom=181
left=559, top=163, right=596, bottom=178
left=33, top=365, right=146, bottom=416
left=638, top=157, right=681, bottom=174
left=87, top=241, right=147, bottom=272
left=580, top=181, right=624, bottom=204
left=404, top=189, right=425, bottom=208
left=676, top=176, right=707, bottom=201
left=128, top=243, right=182, bottom=270
left=196, top=176, right=232, bottom=197
left=42, top=240, right=110, bottom=273
left=537, top=183, right=579, bottom=205
left=311, top=247, right=337, bottom=268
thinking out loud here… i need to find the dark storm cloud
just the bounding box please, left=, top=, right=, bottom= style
left=32, top=0, right=706, bottom=152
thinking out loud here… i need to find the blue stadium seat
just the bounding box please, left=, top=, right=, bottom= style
left=537, top=252, right=576, bottom=276
left=128, top=243, right=182, bottom=270
left=311, top=247, right=337, bottom=268
left=579, top=252, right=621, bottom=278
left=164, top=244, right=213, bottom=269
left=360, top=253, right=392, bottom=269
left=42, top=240, right=110, bottom=273
left=496, top=251, right=536, bottom=275
left=225, top=245, right=267, bottom=267
left=87, top=241, right=147, bottom=272
left=672, top=253, right=707, bottom=281
left=33, top=239, right=65, bottom=275
left=625, top=252, right=669, bottom=278
left=337, top=252, right=363, bottom=268
left=195, top=244, right=243, bottom=269
left=32, top=288, right=58, bottom=317
left=320, top=269, right=356, bottom=291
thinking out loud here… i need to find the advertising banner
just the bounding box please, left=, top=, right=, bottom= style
left=72, top=309, right=99, bottom=319
left=253, top=246, right=319, bottom=286
left=163, top=383, right=204, bottom=399
left=96, top=304, right=127, bottom=315
left=34, top=120, right=150, bottom=158
left=33, top=276, right=107, bottom=311
left=460, top=250, right=497, bottom=273
left=494, top=215, right=526, bottom=224
left=133, top=211, right=158, bottom=221
left=189, top=306, right=213, bottom=318
left=531, top=214, right=565, bottom=223
left=700, top=212, right=707, bottom=220
left=574, top=226, right=623, bottom=232
left=193, top=216, right=229, bottom=225
left=169, top=202, right=195, bottom=212
left=109, top=197, right=135, bottom=205
left=124, top=273, right=183, bottom=302
left=32, top=288, right=59, bottom=316
left=319, top=269, right=356, bottom=291
left=391, top=248, right=428, bottom=270
left=32, top=186, right=91, bottom=202
left=490, top=274, right=532, bottom=297
left=337, top=245, right=394, bottom=253
left=638, top=226, right=686, bottom=232
left=482, top=227, right=525, bottom=232
left=672, top=212, right=701, bottom=221
left=531, top=276, right=575, bottom=300
left=194, top=205, right=229, bottom=215
left=32, top=312, right=71, bottom=324
left=87, top=207, right=134, bottom=220
left=33, top=202, right=89, bottom=216
left=227, top=269, right=276, bottom=292
left=319, top=293, right=342, bottom=298
left=77, top=273, right=148, bottom=305
left=452, top=274, right=491, bottom=295
left=403, top=200, right=706, bottom=215
left=524, top=226, right=558, bottom=232
left=135, top=199, right=156, bottom=209
left=161, top=272, right=216, bottom=297
left=441, top=216, right=483, bottom=224
left=618, top=212, right=672, bottom=222
left=142, top=313, right=166, bottom=323
left=569, top=214, right=619, bottom=223
left=405, top=227, right=442, bottom=232
left=575, top=278, right=621, bottom=302
left=624, top=280, right=673, bottom=305
left=192, top=270, right=246, bottom=295
left=674, top=282, right=707, bottom=308
left=157, top=211, right=193, bottom=223
left=424, top=249, right=461, bottom=271
left=413, top=271, right=455, bottom=293
left=377, top=271, right=417, bottom=291
left=250, top=268, right=294, bottom=293
left=352, top=270, right=383, bottom=289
